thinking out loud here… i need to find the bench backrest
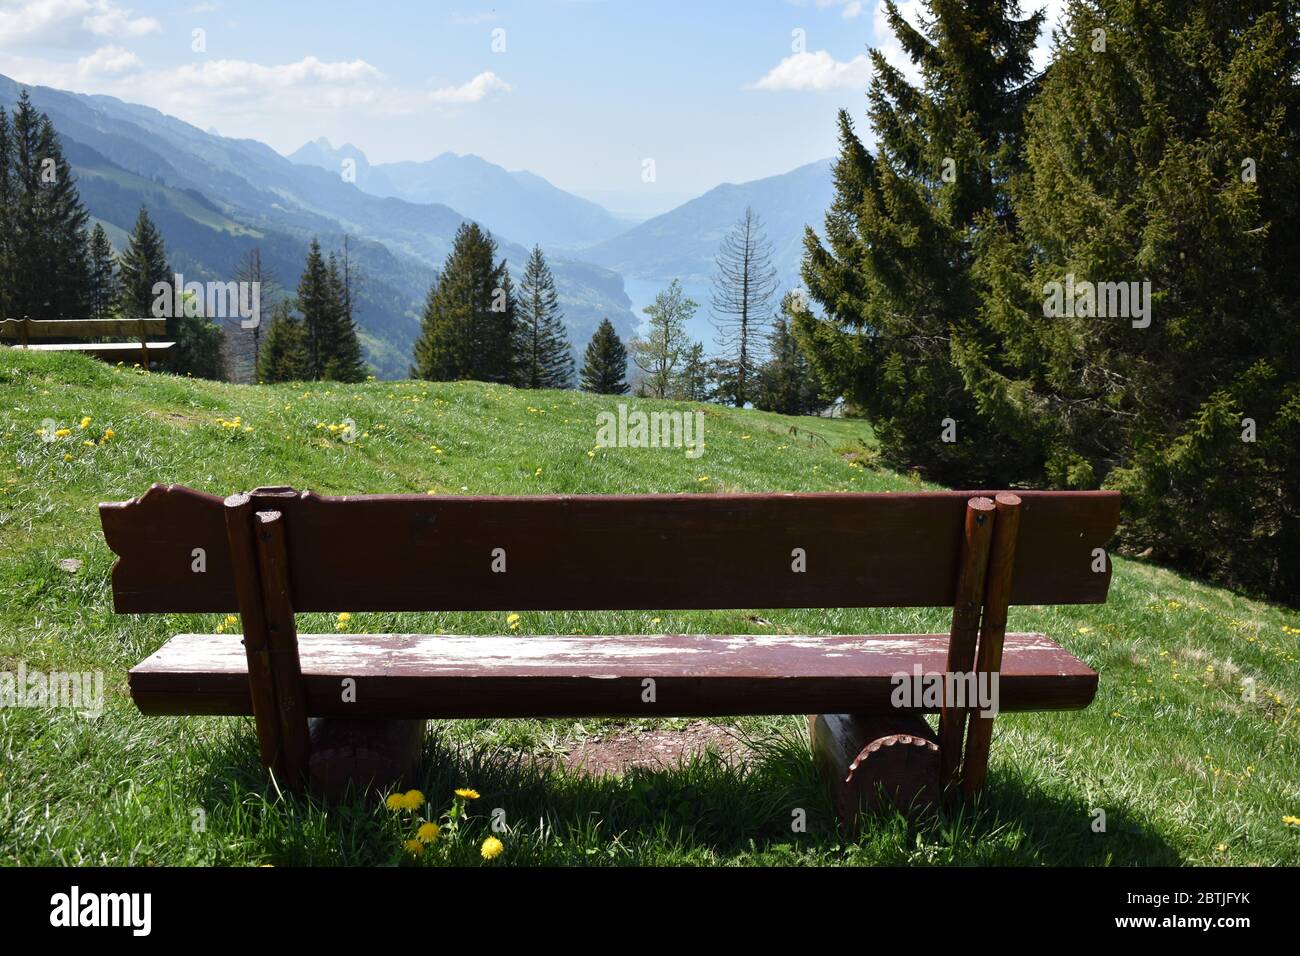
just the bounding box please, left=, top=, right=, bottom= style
left=1, top=317, right=167, bottom=344
left=99, top=484, right=1120, bottom=615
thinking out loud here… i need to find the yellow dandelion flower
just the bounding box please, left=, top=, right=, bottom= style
left=403, top=839, right=425, bottom=857
left=63, top=453, right=73, bottom=461
left=455, top=788, right=480, bottom=800
left=1284, top=815, right=1300, bottom=827
left=82, top=440, right=95, bottom=447
left=507, top=612, right=521, bottom=630
left=417, top=822, right=441, bottom=844
left=697, top=475, right=710, bottom=483
left=225, top=614, right=238, bottom=626
left=79, top=416, right=91, bottom=429
left=102, top=428, right=115, bottom=440
left=401, top=789, right=425, bottom=811
left=385, top=793, right=404, bottom=811
left=480, top=836, right=504, bottom=860
left=54, top=428, right=71, bottom=438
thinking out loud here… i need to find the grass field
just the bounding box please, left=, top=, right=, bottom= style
left=1, top=350, right=1297, bottom=866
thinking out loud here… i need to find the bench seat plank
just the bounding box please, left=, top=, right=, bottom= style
left=11, top=340, right=174, bottom=352
left=130, top=632, right=1097, bottom=719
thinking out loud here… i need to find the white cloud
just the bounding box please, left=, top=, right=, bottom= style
left=169, top=56, right=384, bottom=92
left=426, top=71, right=510, bottom=104
left=752, top=50, right=873, bottom=92
left=77, top=43, right=141, bottom=75
left=0, top=0, right=161, bottom=48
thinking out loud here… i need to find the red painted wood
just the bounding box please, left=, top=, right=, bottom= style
left=128, top=631, right=1098, bottom=719
left=99, top=485, right=1120, bottom=614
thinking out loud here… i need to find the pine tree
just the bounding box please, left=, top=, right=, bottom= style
left=295, top=239, right=335, bottom=379
left=118, top=206, right=170, bottom=321
left=86, top=224, right=119, bottom=320
left=412, top=222, right=514, bottom=382
left=0, top=107, right=13, bottom=320
left=258, top=300, right=312, bottom=382
left=755, top=293, right=824, bottom=415
left=5, top=92, right=93, bottom=320
left=799, top=1, right=1044, bottom=483
left=710, top=207, right=777, bottom=407
left=579, top=317, right=629, bottom=394
left=630, top=279, right=695, bottom=399
left=35, top=116, right=90, bottom=318
left=966, top=0, right=1300, bottom=598
left=677, top=342, right=710, bottom=401
left=512, top=245, right=574, bottom=389
left=322, top=252, right=368, bottom=382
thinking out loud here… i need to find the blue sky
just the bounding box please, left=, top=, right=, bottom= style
left=0, top=0, right=1063, bottom=215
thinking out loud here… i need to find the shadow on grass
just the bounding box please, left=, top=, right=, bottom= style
left=185, top=719, right=1179, bottom=866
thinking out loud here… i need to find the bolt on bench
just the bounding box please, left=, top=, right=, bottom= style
left=100, top=485, right=1119, bottom=813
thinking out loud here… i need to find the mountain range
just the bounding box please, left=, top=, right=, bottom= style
left=0, top=72, right=835, bottom=379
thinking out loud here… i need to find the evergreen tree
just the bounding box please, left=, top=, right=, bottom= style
left=118, top=206, right=170, bottom=321
left=631, top=279, right=695, bottom=399
left=799, top=1, right=1044, bottom=483
left=86, top=223, right=119, bottom=320
left=4, top=92, right=93, bottom=319
left=966, top=0, right=1300, bottom=598
left=35, top=116, right=90, bottom=318
left=412, top=222, right=514, bottom=382
left=710, top=207, right=777, bottom=406
left=579, top=317, right=629, bottom=394
left=512, top=245, right=574, bottom=389
left=322, top=252, right=368, bottom=382
left=258, top=300, right=312, bottom=382
left=295, top=239, right=335, bottom=379
left=0, top=107, right=12, bottom=319
left=755, top=293, right=825, bottom=415
left=677, top=342, right=711, bottom=401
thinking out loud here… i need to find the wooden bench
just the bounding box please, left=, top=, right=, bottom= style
left=99, top=484, right=1119, bottom=810
left=1, top=317, right=173, bottom=370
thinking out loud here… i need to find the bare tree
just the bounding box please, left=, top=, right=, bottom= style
left=234, top=247, right=279, bottom=382
left=710, top=206, right=777, bottom=407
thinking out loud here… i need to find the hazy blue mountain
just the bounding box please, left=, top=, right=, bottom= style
left=585, top=160, right=834, bottom=286
left=290, top=139, right=631, bottom=250
left=0, top=74, right=639, bottom=377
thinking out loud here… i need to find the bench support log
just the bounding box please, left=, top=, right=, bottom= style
left=308, top=717, right=425, bottom=805
left=937, top=497, right=995, bottom=798
left=809, top=713, right=940, bottom=828
left=223, top=495, right=311, bottom=793
left=962, top=493, right=1022, bottom=797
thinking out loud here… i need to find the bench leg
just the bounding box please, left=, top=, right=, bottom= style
left=809, top=713, right=940, bottom=831
left=308, top=718, right=426, bottom=805
left=962, top=493, right=1022, bottom=797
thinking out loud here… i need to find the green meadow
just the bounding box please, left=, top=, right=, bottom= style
left=1, top=350, right=1297, bottom=866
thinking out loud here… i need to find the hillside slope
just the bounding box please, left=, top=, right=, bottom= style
left=0, top=75, right=641, bottom=377
left=1, top=351, right=1296, bottom=866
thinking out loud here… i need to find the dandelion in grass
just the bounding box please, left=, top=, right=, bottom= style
left=455, top=788, right=479, bottom=801
left=417, top=822, right=441, bottom=844
left=79, top=416, right=91, bottom=429
left=54, top=428, right=71, bottom=438
left=480, top=836, right=504, bottom=861
left=401, top=789, right=425, bottom=811
left=336, top=612, right=352, bottom=631
left=403, top=839, right=425, bottom=857
left=102, top=428, right=115, bottom=440
left=1284, top=815, right=1300, bottom=827
left=385, top=792, right=405, bottom=811
left=507, top=613, right=521, bottom=630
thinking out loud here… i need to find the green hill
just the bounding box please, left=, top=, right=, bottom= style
left=1, top=351, right=1297, bottom=866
